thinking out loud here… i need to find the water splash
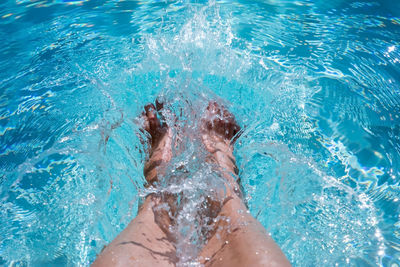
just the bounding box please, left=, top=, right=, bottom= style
left=1, top=0, right=400, bottom=266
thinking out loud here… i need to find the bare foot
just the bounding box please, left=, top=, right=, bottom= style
left=201, top=101, right=242, bottom=198
left=141, top=101, right=173, bottom=187
left=141, top=101, right=176, bottom=239
left=198, top=103, right=291, bottom=267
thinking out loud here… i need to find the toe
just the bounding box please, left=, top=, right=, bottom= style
left=144, top=104, right=161, bottom=134
left=203, top=101, right=241, bottom=141
left=155, top=99, right=164, bottom=111
left=206, top=101, right=221, bottom=115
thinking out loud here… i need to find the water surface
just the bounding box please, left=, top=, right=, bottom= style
left=1, top=0, right=400, bottom=266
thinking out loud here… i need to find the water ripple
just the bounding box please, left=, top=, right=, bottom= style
left=1, top=0, right=400, bottom=266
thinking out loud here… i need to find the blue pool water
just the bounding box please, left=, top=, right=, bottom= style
left=1, top=0, right=400, bottom=266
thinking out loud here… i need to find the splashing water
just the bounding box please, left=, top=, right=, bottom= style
left=1, top=0, right=400, bottom=266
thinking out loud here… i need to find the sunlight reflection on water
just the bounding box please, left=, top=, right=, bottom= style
left=0, top=0, right=400, bottom=266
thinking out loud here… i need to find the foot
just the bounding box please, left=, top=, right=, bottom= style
left=140, top=101, right=177, bottom=239
left=200, top=101, right=242, bottom=198
left=141, top=101, right=173, bottom=186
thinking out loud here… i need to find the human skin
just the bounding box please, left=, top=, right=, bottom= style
left=92, top=102, right=291, bottom=267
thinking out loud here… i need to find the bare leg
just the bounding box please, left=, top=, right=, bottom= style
left=92, top=101, right=291, bottom=266
left=198, top=102, right=291, bottom=267
left=92, top=103, right=177, bottom=267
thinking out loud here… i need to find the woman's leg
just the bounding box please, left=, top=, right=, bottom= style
left=198, top=102, right=291, bottom=267
left=92, top=101, right=291, bottom=266
left=199, top=194, right=291, bottom=267
left=92, top=103, right=177, bottom=267
left=92, top=195, right=176, bottom=267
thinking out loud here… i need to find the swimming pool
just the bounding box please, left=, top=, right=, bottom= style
left=1, top=0, right=399, bottom=266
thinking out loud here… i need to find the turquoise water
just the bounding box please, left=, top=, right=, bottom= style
left=1, top=0, right=400, bottom=266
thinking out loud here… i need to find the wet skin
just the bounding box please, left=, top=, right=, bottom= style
left=92, top=101, right=291, bottom=267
